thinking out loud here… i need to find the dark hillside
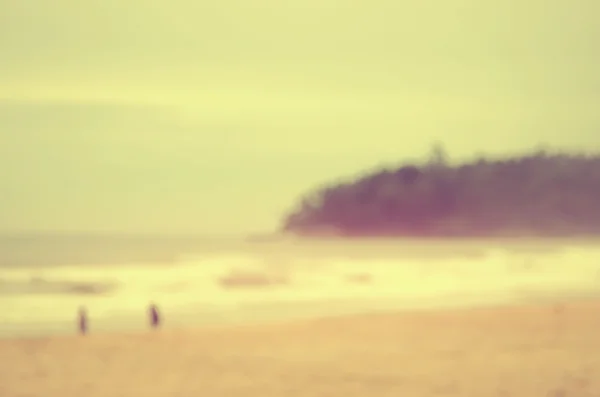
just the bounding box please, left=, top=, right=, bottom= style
left=280, top=145, right=600, bottom=237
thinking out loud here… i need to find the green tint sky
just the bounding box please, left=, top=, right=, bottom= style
left=1, top=0, right=599, bottom=234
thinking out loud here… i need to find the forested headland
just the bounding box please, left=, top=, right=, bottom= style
left=280, top=145, right=600, bottom=238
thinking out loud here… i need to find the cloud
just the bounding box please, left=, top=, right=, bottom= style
left=1, top=0, right=599, bottom=233
left=2, top=0, right=598, bottom=93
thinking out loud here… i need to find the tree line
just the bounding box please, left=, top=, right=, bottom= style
left=280, top=145, right=600, bottom=237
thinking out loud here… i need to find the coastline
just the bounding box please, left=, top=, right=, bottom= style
left=2, top=284, right=599, bottom=340
left=3, top=294, right=600, bottom=397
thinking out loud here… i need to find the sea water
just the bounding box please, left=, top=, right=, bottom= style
left=0, top=235, right=599, bottom=337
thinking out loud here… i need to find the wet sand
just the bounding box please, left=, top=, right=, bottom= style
left=2, top=297, right=600, bottom=397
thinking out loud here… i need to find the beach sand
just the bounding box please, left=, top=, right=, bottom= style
left=2, top=298, right=600, bottom=397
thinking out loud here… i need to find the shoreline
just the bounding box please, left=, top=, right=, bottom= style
left=3, top=294, right=600, bottom=397
left=3, top=286, right=598, bottom=341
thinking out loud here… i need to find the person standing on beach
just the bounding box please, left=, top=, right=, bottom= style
left=149, top=303, right=161, bottom=329
left=78, top=306, right=88, bottom=335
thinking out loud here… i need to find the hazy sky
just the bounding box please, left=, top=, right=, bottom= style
left=1, top=0, right=599, bottom=234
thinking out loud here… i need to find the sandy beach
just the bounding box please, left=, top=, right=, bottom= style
left=2, top=297, right=600, bottom=397
left=2, top=239, right=600, bottom=396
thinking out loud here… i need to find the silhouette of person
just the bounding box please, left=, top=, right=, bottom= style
left=78, top=306, right=88, bottom=335
left=149, top=303, right=161, bottom=329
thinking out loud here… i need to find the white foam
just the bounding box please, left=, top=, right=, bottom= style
left=1, top=243, right=599, bottom=337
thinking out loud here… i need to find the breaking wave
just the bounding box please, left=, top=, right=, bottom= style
left=0, top=242, right=599, bottom=336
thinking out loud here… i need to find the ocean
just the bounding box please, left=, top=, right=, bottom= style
left=1, top=234, right=599, bottom=338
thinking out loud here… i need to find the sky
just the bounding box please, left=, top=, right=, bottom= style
left=1, top=0, right=599, bottom=235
